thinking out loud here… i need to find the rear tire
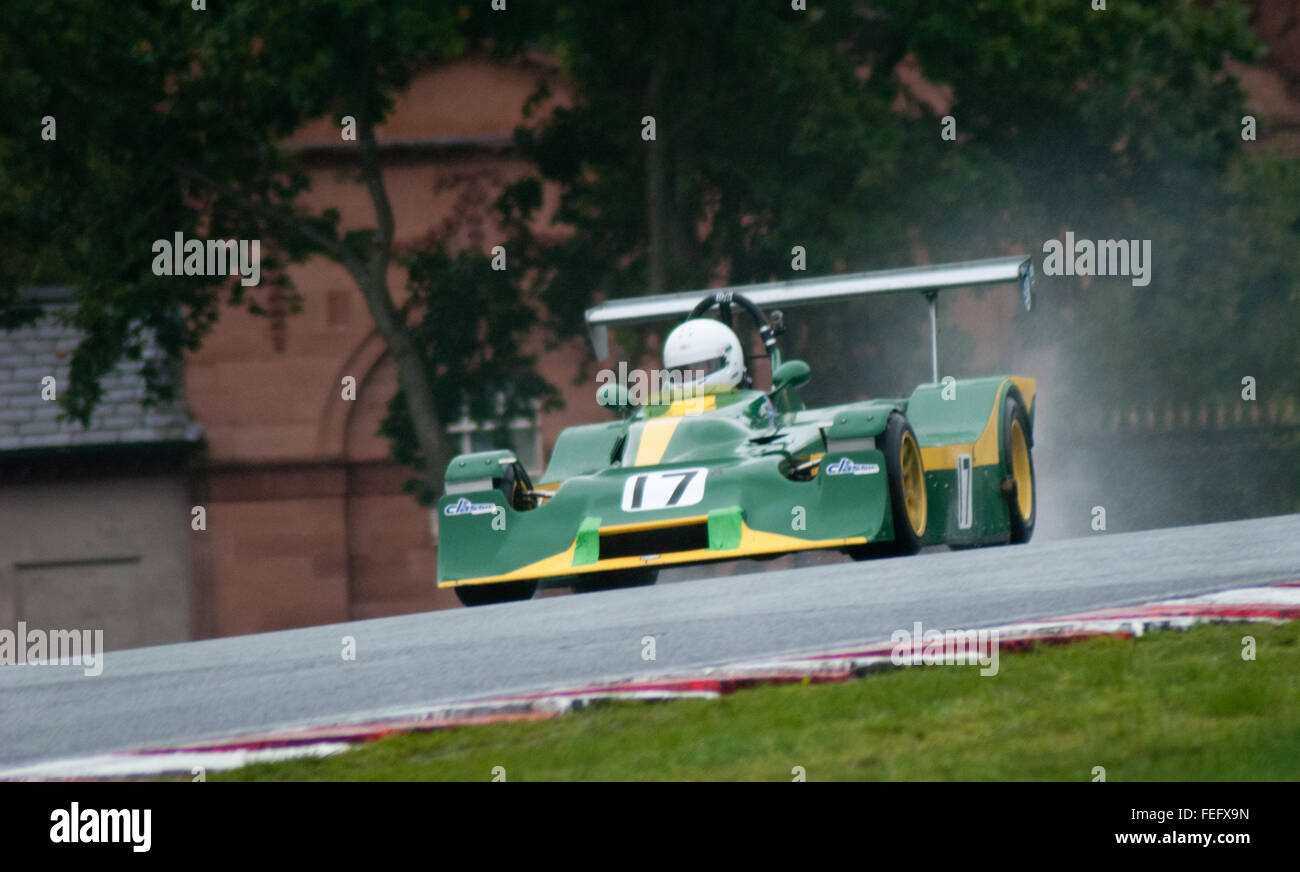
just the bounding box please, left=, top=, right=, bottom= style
left=1001, top=393, right=1036, bottom=544
left=849, top=413, right=927, bottom=559
left=454, top=579, right=538, bottom=607
left=571, top=568, right=659, bottom=594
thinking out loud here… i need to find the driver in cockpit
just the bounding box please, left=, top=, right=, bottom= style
left=661, top=318, right=748, bottom=395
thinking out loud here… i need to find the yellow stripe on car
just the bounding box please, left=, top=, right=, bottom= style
left=633, top=417, right=681, bottom=466
left=665, top=394, right=717, bottom=417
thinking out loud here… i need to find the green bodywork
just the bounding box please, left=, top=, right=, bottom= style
left=436, top=369, right=1034, bottom=588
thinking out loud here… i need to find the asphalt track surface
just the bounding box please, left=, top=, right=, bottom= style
left=1, top=514, right=1297, bottom=767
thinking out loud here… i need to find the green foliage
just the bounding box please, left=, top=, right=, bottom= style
left=2, top=2, right=505, bottom=423
left=500, top=1, right=921, bottom=325
left=1048, top=168, right=1299, bottom=427
left=496, top=0, right=1283, bottom=415
left=380, top=245, right=560, bottom=503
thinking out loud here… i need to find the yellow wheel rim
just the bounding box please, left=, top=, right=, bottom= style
left=900, top=430, right=928, bottom=537
left=1010, top=419, right=1033, bottom=519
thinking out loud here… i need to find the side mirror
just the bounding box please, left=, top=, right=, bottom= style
left=771, top=359, right=810, bottom=394
left=596, top=380, right=630, bottom=410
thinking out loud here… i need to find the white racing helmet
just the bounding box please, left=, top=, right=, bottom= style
left=662, top=318, right=745, bottom=391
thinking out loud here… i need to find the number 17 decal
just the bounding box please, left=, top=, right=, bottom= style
left=622, top=468, right=709, bottom=512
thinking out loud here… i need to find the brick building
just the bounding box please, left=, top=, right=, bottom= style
left=0, top=289, right=201, bottom=649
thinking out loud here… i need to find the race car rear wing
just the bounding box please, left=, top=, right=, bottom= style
left=584, top=255, right=1034, bottom=383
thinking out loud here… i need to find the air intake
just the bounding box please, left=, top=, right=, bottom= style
left=599, top=522, right=709, bottom=560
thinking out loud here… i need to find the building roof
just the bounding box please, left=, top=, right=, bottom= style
left=0, top=296, right=201, bottom=453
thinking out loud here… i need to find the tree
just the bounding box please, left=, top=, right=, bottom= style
left=496, top=0, right=1276, bottom=411
left=498, top=1, right=927, bottom=372
left=887, top=0, right=1284, bottom=409
left=0, top=0, right=547, bottom=500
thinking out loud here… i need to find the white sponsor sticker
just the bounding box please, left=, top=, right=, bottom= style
left=621, top=468, right=709, bottom=512
left=957, top=453, right=973, bottom=529
left=823, top=457, right=880, bottom=476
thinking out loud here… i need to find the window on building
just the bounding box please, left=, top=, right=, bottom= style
left=445, top=400, right=542, bottom=474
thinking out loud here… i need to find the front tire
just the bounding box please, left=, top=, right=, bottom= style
left=454, top=579, right=538, bottom=607
left=849, top=413, right=927, bottom=559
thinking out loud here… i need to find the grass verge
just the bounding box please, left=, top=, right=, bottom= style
left=216, top=621, right=1300, bottom=781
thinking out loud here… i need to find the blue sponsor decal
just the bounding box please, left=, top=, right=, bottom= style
left=443, top=497, right=499, bottom=517
left=823, top=457, right=880, bottom=476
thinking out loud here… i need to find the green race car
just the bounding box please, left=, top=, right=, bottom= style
left=437, top=256, right=1038, bottom=606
